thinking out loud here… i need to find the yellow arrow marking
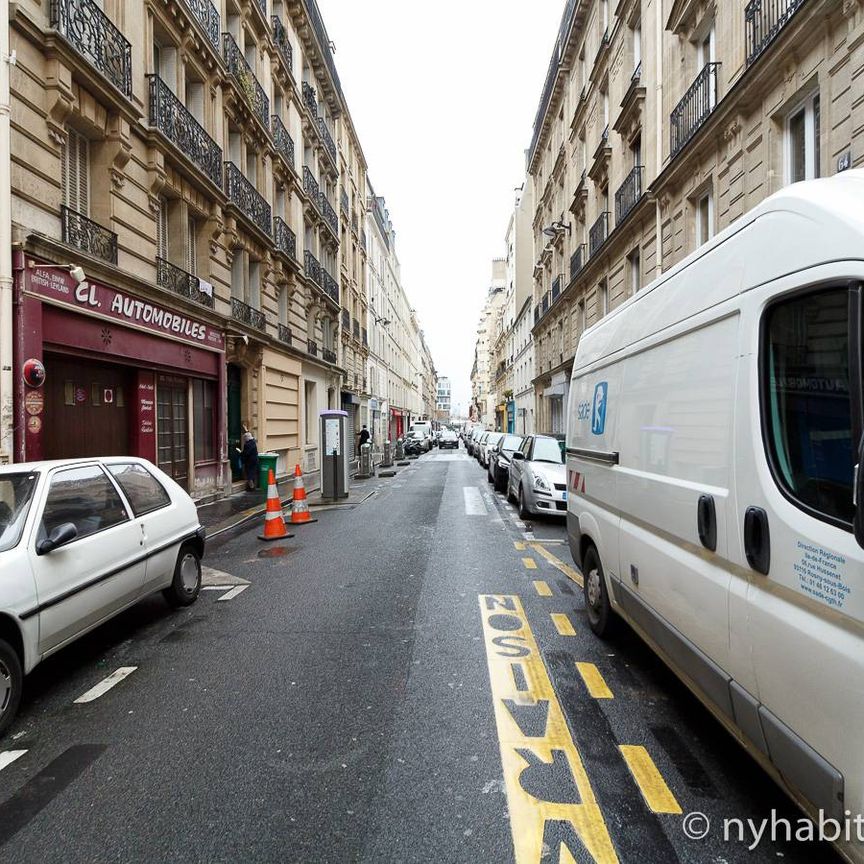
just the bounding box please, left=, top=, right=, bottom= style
left=576, top=662, right=614, bottom=699
left=530, top=543, right=583, bottom=587
left=619, top=745, right=682, bottom=814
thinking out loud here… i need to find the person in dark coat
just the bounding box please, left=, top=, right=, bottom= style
left=239, top=431, right=259, bottom=490
left=358, top=425, right=371, bottom=449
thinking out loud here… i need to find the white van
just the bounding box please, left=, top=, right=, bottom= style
left=566, top=171, right=864, bottom=858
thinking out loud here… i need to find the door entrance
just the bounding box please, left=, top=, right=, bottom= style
left=227, top=364, right=243, bottom=481
left=157, top=375, right=189, bottom=489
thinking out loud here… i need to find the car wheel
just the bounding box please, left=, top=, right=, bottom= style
left=0, top=638, right=23, bottom=738
left=495, top=471, right=506, bottom=494
left=518, top=485, right=531, bottom=521
left=163, top=544, right=202, bottom=607
left=506, top=479, right=516, bottom=504
left=583, top=544, right=616, bottom=638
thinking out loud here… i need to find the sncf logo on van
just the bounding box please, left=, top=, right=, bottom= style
left=591, top=382, right=608, bottom=435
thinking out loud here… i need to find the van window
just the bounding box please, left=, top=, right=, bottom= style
left=763, top=287, right=854, bottom=525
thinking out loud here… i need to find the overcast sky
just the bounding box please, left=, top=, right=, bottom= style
left=317, top=0, right=564, bottom=416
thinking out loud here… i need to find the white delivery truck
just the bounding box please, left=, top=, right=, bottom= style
left=566, top=170, right=864, bottom=860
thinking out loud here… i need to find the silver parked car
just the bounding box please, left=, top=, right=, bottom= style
left=507, top=435, right=567, bottom=519
left=478, top=432, right=504, bottom=469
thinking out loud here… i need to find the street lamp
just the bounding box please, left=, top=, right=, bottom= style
left=542, top=221, right=571, bottom=238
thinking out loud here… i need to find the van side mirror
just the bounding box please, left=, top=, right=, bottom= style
left=512, top=451, right=525, bottom=461
left=36, top=522, right=78, bottom=555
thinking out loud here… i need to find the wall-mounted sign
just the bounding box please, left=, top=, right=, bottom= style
left=75, top=386, right=87, bottom=404
left=838, top=151, right=852, bottom=173
left=27, top=415, right=42, bottom=434
left=22, top=358, right=46, bottom=388
left=24, top=390, right=44, bottom=416
left=104, top=388, right=114, bottom=404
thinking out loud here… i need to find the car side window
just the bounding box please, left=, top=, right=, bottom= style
left=41, top=466, right=129, bottom=542
left=108, top=464, right=171, bottom=516
left=524, top=438, right=533, bottom=460
left=763, top=286, right=854, bottom=526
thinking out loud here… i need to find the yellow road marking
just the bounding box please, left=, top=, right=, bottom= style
left=576, top=662, right=613, bottom=699
left=530, top=543, right=583, bottom=588
left=533, top=580, right=553, bottom=597
left=551, top=613, right=576, bottom=636
left=522, top=557, right=538, bottom=570
left=479, top=595, right=619, bottom=863
left=514, top=541, right=527, bottom=551
left=619, top=745, right=682, bottom=814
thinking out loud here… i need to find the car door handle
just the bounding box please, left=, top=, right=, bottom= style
left=744, top=507, right=770, bottom=575
left=697, top=495, right=716, bottom=552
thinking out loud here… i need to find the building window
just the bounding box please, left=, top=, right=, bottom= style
left=156, top=197, right=168, bottom=260
left=230, top=252, right=244, bottom=300
left=632, top=18, right=641, bottom=72
left=305, top=380, right=316, bottom=445
left=628, top=247, right=641, bottom=293
left=61, top=128, right=89, bottom=215
left=786, top=92, right=821, bottom=184
left=187, top=215, right=198, bottom=275
left=192, top=379, right=215, bottom=463
left=248, top=259, right=261, bottom=308
left=598, top=279, right=608, bottom=318
left=696, top=191, right=714, bottom=246
left=278, top=286, right=289, bottom=325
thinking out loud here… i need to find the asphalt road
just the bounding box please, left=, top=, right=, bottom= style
left=0, top=446, right=843, bottom=863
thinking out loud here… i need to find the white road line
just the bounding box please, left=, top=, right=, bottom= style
left=463, top=487, right=488, bottom=516
left=217, top=585, right=249, bottom=602
left=202, top=586, right=232, bottom=591
left=0, top=750, right=27, bottom=772
left=74, top=667, right=138, bottom=704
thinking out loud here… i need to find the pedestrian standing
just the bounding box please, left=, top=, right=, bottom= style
left=238, top=431, right=259, bottom=491
left=358, top=425, right=371, bottom=448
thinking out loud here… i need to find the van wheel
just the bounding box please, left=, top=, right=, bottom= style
left=0, top=639, right=23, bottom=737
left=163, top=545, right=201, bottom=607
left=518, top=485, right=530, bottom=520
left=583, top=545, right=615, bottom=637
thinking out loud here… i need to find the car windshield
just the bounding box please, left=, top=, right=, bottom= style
left=487, top=433, right=504, bottom=446
left=532, top=438, right=565, bottom=464
left=500, top=435, right=522, bottom=453
left=0, top=473, right=38, bottom=553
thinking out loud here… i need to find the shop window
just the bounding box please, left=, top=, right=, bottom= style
left=40, top=465, right=128, bottom=542
left=61, top=128, right=89, bottom=215
left=192, top=379, right=216, bottom=463
left=786, top=91, right=821, bottom=184
left=108, top=463, right=171, bottom=515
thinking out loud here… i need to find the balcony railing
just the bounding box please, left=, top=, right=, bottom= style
left=551, top=274, right=562, bottom=302
left=278, top=323, right=292, bottom=345
left=322, top=269, right=339, bottom=304
left=50, top=0, right=131, bottom=97
left=302, top=81, right=318, bottom=117
left=148, top=75, right=222, bottom=188
left=341, top=308, right=350, bottom=329
left=222, top=32, right=269, bottom=130
left=252, top=0, right=266, bottom=22
left=231, top=296, right=265, bottom=331
left=320, top=194, right=339, bottom=236
left=318, top=117, right=337, bottom=167
left=183, top=0, right=219, bottom=49
left=156, top=257, right=214, bottom=308
left=670, top=62, right=720, bottom=157
left=307, top=339, right=318, bottom=357
left=589, top=212, right=609, bottom=256
left=322, top=347, right=337, bottom=364
left=340, top=188, right=349, bottom=216
left=303, top=166, right=320, bottom=207
left=615, top=165, right=643, bottom=225
left=569, top=244, right=585, bottom=281
left=271, top=15, right=293, bottom=74
left=352, top=318, right=360, bottom=340
left=61, top=205, right=117, bottom=263
left=271, top=114, right=295, bottom=170
left=304, top=250, right=321, bottom=285
left=746, top=0, right=806, bottom=66
left=274, top=216, right=296, bottom=260
left=224, top=162, right=272, bottom=236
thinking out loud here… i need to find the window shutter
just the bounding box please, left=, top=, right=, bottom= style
left=186, top=215, right=197, bottom=274
left=61, top=128, right=89, bottom=215
left=156, top=198, right=168, bottom=260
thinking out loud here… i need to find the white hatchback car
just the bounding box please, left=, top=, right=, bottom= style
left=0, top=457, right=205, bottom=734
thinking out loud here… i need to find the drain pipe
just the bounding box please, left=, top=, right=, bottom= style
left=654, top=0, right=664, bottom=279
left=0, top=0, right=14, bottom=463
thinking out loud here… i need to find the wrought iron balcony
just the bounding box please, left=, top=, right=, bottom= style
left=304, top=250, right=321, bottom=285
left=322, top=347, right=337, bottom=364
left=589, top=211, right=609, bottom=256
left=670, top=62, right=720, bottom=157
left=224, top=162, right=272, bottom=236
left=340, top=188, right=349, bottom=216
left=252, top=0, right=266, bottom=21
left=231, top=296, right=265, bottom=331
left=318, top=117, right=337, bottom=167
left=569, top=244, right=585, bottom=281
left=303, top=166, right=321, bottom=207
left=271, top=114, right=295, bottom=170
left=551, top=274, right=562, bottom=302
left=183, top=0, right=219, bottom=50
left=320, top=194, right=339, bottom=237
left=322, top=269, right=339, bottom=304
left=222, top=32, right=269, bottom=130
left=50, top=0, right=131, bottom=97
left=274, top=216, right=296, bottom=260
left=615, top=165, right=643, bottom=225
left=302, top=81, right=318, bottom=117
left=307, top=338, right=318, bottom=357
left=278, top=323, right=292, bottom=345
left=271, top=15, right=293, bottom=74
left=352, top=318, right=360, bottom=340
left=746, top=0, right=806, bottom=66
left=61, top=205, right=117, bottom=263
left=148, top=75, right=222, bottom=188
left=156, top=257, right=214, bottom=308
left=341, top=308, right=350, bottom=329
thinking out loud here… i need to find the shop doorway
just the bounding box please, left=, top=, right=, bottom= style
left=227, top=364, right=243, bottom=481
left=43, top=355, right=131, bottom=459
left=157, top=375, right=189, bottom=489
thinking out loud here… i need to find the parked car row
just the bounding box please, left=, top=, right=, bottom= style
left=466, top=427, right=567, bottom=519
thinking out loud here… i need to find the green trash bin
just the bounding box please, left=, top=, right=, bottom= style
left=258, top=453, right=279, bottom=490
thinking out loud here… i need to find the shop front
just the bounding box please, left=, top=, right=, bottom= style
left=389, top=407, right=405, bottom=443
left=15, top=256, right=227, bottom=497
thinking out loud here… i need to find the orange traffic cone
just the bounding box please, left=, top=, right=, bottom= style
left=290, top=464, right=317, bottom=524
left=258, top=469, right=294, bottom=541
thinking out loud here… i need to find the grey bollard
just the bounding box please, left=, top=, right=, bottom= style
left=357, top=442, right=374, bottom=478
left=381, top=439, right=393, bottom=467
left=394, top=437, right=405, bottom=460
